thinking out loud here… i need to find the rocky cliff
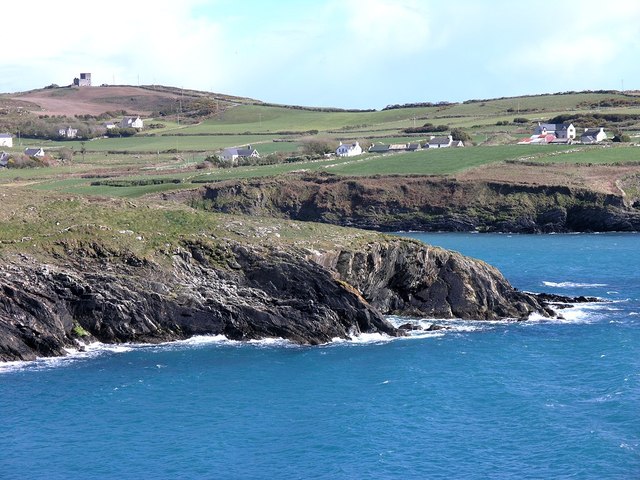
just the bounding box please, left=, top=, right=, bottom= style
left=182, top=173, right=640, bottom=233
left=0, top=236, right=552, bottom=362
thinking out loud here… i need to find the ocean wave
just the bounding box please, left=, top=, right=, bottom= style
left=543, top=281, right=607, bottom=288
left=546, top=302, right=612, bottom=324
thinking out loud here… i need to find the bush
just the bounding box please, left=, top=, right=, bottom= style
left=612, top=133, right=631, bottom=142
left=300, top=137, right=336, bottom=156
left=106, top=127, right=138, bottom=137
left=450, top=128, right=472, bottom=143
left=403, top=123, right=449, bottom=134
left=513, top=117, right=529, bottom=124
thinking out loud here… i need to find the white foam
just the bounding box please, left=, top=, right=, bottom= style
left=548, top=302, right=611, bottom=324
left=543, top=281, right=607, bottom=288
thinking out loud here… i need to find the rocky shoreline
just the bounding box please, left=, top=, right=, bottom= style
left=0, top=237, right=571, bottom=362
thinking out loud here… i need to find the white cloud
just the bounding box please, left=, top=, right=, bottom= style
left=490, top=1, right=640, bottom=84
left=0, top=0, right=228, bottom=90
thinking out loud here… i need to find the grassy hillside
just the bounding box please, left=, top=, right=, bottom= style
left=1, top=87, right=639, bottom=201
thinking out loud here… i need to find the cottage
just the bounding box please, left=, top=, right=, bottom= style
left=221, top=145, right=260, bottom=162
left=24, top=147, right=45, bottom=158
left=0, top=133, right=13, bottom=148
left=103, top=122, right=117, bottom=130
left=0, top=151, right=9, bottom=168
left=427, top=135, right=454, bottom=148
left=120, top=116, right=144, bottom=129
left=581, top=127, right=607, bottom=144
left=336, top=141, right=362, bottom=157
left=58, top=126, right=78, bottom=139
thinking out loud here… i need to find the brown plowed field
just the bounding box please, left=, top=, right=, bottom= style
left=12, top=86, right=181, bottom=116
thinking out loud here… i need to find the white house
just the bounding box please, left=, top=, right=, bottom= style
left=58, top=126, right=78, bottom=139
left=336, top=141, right=362, bottom=157
left=581, top=127, right=607, bottom=144
left=221, top=145, right=260, bottom=162
left=120, top=116, right=144, bottom=129
left=0, top=133, right=13, bottom=148
left=103, top=122, right=117, bottom=130
left=24, top=147, right=45, bottom=158
left=427, top=135, right=454, bottom=148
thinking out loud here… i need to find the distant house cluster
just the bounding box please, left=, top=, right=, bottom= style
left=366, top=135, right=464, bottom=155
left=103, top=116, right=145, bottom=131
left=518, top=123, right=607, bottom=145
left=58, top=126, right=78, bottom=139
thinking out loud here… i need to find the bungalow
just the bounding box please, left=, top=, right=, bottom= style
left=0, top=151, right=9, bottom=168
left=0, top=133, right=13, bottom=148
left=581, top=127, right=607, bottom=144
left=221, top=145, right=260, bottom=162
left=58, top=126, right=78, bottom=139
left=427, top=135, right=454, bottom=148
left=336, top=141, right=362, bottom=157
left=24, top=147, right=45, bottom=158
left=120, top=116, right=144, bottom=129
left=368, top=144, right=390, bottom=153
left=103, top=122, right=117, bottom=130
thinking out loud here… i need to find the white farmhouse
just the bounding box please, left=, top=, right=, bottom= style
left=0, top=133, right=13, bottom=148
left=581, top=128, right=607, bottom=144
left=221, top=145, right=260, bottom=162
left=24, top=147, right=45, bottom=158
left=336, top=141, right=362, bottom=157
left=120, top=116, right=144, bottom=129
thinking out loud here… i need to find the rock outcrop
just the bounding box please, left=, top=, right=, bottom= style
left=311, top=239, right=549, bottom=319
left=179, top=173, right=640, bottom=233
left=0, top=237, right=553, bottom=362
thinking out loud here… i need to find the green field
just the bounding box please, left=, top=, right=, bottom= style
left=8, top=143, right=636, bottom=199
left=3, top=90, right=640, bottom=199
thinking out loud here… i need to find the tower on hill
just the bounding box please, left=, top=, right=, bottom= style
left=73, top=73, right=92, bottom=87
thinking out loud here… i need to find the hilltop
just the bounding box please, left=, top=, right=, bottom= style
left=4, top=84, right=259, bottom=117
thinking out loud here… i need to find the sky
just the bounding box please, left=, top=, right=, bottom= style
left=2, top=0, right=640, bottom=109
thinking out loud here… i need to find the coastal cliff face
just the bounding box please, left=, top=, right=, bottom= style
left=0, top=236, right=548, bottom=362
left=184, top=174, right=640, bottom=233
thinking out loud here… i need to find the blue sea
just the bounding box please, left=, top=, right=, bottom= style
left=1, top=233, right=639, bottom=479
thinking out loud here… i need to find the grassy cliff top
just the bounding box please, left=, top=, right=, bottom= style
left=0, top=188, right=389, bottom=262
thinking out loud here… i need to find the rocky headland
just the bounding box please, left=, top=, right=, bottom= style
left=178, top=173, right=640, bottom=233
left=1, top=232, right=560, bottom=362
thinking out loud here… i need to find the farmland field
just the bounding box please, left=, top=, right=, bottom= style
left=2, top=87, right=640, bottom=200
